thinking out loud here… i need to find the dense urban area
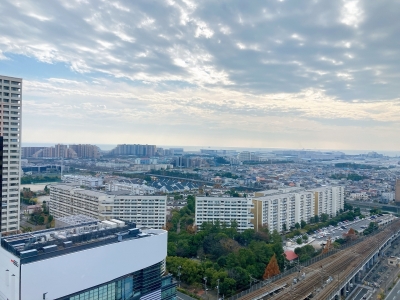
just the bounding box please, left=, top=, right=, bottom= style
left=15, top=143, right=400, bottom=299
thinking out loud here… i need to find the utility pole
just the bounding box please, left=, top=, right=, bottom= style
left=204, top=277, right=208, bottom=299
left=217, top=278, right=220, bottom=299
left=178, top=266, right=181, bottom=288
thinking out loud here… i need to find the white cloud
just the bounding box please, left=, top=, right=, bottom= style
left=1, top=0, right=399, bottom=149
left=340, top=0, right=363, bottom=27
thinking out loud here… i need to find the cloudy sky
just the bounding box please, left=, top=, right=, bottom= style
left=1, top=0, right=400, bottom=151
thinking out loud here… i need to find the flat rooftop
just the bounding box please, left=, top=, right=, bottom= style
left=1, top=218, right=162, bottom=264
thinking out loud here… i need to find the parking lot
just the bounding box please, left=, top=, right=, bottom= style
left=311, top=214, right=396, bottom=244
left=285, top=213, right=397, bottom=249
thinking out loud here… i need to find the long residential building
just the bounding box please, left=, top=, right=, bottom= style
left=110, top=144, right=156, bottom=157
left=252, top=187, right=314, bottom=232
left=195, top=186, right=344, bottom=233
left=49, top=184, right=167, bottom=229
left=0, top=75, right=22, bottom=234
left=195, top=197, right=254, bottom=231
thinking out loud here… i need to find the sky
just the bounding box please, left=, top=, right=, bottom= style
left=1, top=0, right=400, bottom=151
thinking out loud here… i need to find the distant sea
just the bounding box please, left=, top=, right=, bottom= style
left=21, top=143, right=400, bottom=157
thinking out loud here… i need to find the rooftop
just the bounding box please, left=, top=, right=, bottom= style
left=1, top=216, right=162, bottom=264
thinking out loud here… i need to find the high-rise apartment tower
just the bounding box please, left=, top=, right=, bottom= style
left=395, top=179, right=400, bottom=205
left=0, top=75, right=22, bottom=234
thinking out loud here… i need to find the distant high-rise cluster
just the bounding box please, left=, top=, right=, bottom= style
left=22, top=144, right=101, bottom=159
left=110, top=144, right=156, bottom=157
left=0, top=75, right=22, bottom=234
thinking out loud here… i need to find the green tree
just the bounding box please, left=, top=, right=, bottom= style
left=314, top=215, right=320, bottom=222
left=300, top=220, right=307, bottom=228
left=296, top=238, right=303, bottom=245
left=320, top=213, right=329, bottom=222
left=295, top=222, right=300, bottom=229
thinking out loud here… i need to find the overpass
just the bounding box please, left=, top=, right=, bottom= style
left=346, top=200, right=400, bottom=214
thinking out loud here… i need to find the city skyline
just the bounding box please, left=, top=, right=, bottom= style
left=1, top=1, right=400, bottom=150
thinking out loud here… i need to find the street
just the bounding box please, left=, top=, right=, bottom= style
left=385, top=279, right=400, bottom=300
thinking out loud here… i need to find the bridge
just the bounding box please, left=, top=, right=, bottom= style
left=346, top=200, right=400, bottom=214
left=229, top=218, right=400, bottom=300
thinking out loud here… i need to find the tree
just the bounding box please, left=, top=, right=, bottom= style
left=314, top=215, right=320, bottom=222
left=295, top=222, right=300, bottom=229
left=300, top=220, right=307, bottom=228
left=296, top=238, right=303, bottom=245
left=344, top=228, right=357, bottom=241
left=282, top=223, right=287, bottom=232
left=320, top=213, right=329, bottom=222
left=263, top=254, right=280, bottom=280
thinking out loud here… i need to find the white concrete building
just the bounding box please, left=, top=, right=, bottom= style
left=195, top=196, right=254, bottom=231
left=194, top=186, right=344, bottom=233
left=237, top=151, right=252, bottom=161
left=0, top=218, right=176, bottom=300
left=95, top=162, right=130, bottom=168
left=350, top=192, right=369, bottom=201
left=0, top=75, right=22, bottom=234
left=50, top=184, right=167, bottom=229
left=252, top=188, right=314, bottom=232
left=106, top=180, right=156, bottom=195
left=62, top=174, right=104, bottom=187
left=309, top=186, right=345, bottom=216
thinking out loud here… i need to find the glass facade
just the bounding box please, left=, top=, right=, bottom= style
left=57, top=262, right=176, bottom=300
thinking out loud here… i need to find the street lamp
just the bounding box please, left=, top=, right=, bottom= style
left=203, top=277, right=208, bottom=298
left=216, top=278, right=220, bottom=299
left=178, top=266, right=181, bottom=288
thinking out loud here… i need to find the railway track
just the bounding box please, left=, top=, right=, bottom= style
left=236, top=219, right=400, bottom=300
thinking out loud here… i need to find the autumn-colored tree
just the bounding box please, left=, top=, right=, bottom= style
left=164, top=222, right=173, bottom=231
left=186, top=224, right=197, bottom=234
left=263, top=253, right=280, bottom=280
left=344, top=228, right=357, bottom=241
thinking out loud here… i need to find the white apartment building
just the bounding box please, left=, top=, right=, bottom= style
left=194, top=186, right=344, bottom=233
left=0, top=75, right=22, bottom=234
left=62, top=174, right=104, bottom=187
left=237, top=151, right=252, bottom=162
left=49, top=184, right=167, bottom=229
left=310, top=186, right=344, bottom=217
left=195, top=196, right=254, bottom=231
left=349, top=192, right=369, bottom=201
left=252, top=187, right=314, bottom=232
left=106, top=180, right=156, bottom=195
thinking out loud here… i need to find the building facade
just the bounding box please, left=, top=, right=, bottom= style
left=0, top=75, right=22, bottom=234
left=62, top=175, right=104, bottom=187
left=395, top=179, right=400, bottom=204
left=195, top=196, right=254, bottom=231
left=0, top=218, right=176, bottom=300
left=252, top=188, right=314, bottom=232
left=69, top=144, right=101, bottom=159
left=110, top=144, right=156, bottom=157
left=50, top=184, right=167, bottom=229
left=194, top=186, right=344, bottom=233
left=310, top=186, right=344, bottom=217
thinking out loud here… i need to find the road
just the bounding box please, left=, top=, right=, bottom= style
left=350, top=286, right=370, bottom=300
left=385, top=279, right=400, bottom=300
